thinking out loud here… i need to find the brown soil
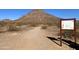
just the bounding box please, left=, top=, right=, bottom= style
left=0, top=26, right=73, bottom=50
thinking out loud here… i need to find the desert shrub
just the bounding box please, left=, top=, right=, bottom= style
left=76, top=21, right=79, bottom=26
left=41, top=25, right=48, bottom=29
left=30, top=24, right=38, bottom=27
left=0, top=30, right=5, bottom=33
left=62, top=30, right=73, bottom=38
left=47, top=23, right=53, bottom=26
left=8, top=25, right=20, bottom=31
left=9, top=27, right=20, bottom=31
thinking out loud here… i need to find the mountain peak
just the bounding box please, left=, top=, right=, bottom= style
left=32, top=9, right=43, bottom=12
left=18, top=9, right=60, bottom=26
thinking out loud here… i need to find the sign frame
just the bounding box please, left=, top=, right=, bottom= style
left=61, top=20, right=74, bottom=30
left=60, top=18, right=76, bottom=46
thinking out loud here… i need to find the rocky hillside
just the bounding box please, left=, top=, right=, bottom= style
left=16, top=9, right=60, bottom=26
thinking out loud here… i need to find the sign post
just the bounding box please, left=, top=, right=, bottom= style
left=60, top=18, right=76, bottom=46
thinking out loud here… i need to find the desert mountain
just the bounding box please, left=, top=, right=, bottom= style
left=16, top=9, right=60, bottom=26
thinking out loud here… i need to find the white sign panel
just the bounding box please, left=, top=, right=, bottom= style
left=61, top=20, right=74, bottom=30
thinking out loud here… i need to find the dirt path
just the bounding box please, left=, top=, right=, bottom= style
left=0, top=26, right=72, bottom=50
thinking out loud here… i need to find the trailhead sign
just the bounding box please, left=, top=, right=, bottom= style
left=60, top=18, right=76, bottom=46
left=61, top=20, right=74, bottom=30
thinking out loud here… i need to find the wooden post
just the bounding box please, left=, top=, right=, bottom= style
left=74, top=18, right=76, bottom=46
left=60, top=19, right=62, bottom=46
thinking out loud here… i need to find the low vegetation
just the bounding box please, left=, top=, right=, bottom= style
left=41, top=25, right=48, bottom=29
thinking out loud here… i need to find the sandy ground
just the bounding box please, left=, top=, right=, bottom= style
left=0, top=26, right=73, bottom=50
